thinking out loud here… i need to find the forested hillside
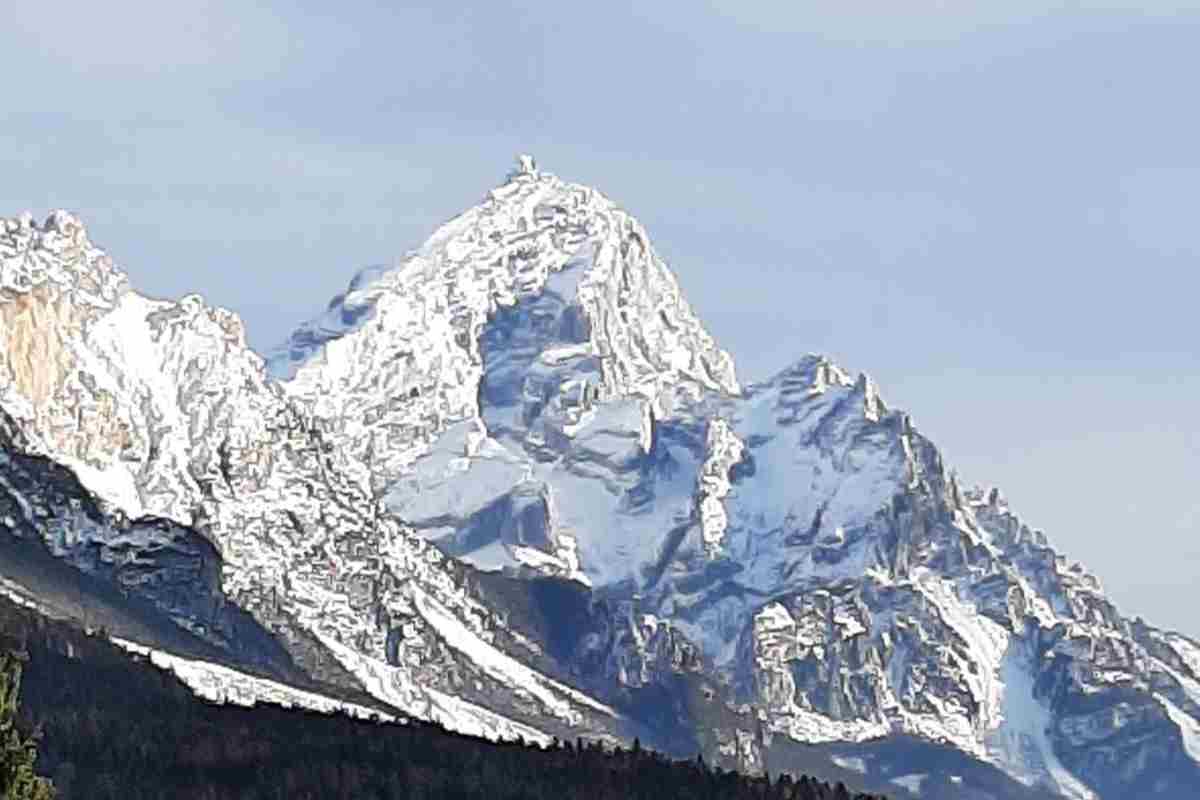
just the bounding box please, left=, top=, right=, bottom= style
left=0, top=597, right=884, bottom=800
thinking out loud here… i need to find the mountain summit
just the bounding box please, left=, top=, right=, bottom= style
left=1, top=160, right=1198, bottom=799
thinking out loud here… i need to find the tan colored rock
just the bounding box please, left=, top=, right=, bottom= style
left=0, top=285, right=80, bottom=409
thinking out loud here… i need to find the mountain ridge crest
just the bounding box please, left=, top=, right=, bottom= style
left=0, top=163, right=1198, bottom=800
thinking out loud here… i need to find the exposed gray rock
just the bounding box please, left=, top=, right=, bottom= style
left=1, top=161, right=1198, bottom=799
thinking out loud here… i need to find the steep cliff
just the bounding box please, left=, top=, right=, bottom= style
left=1, top=159, right=1197, bottom=799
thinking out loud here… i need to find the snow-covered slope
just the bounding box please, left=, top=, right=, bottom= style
left=2, top=159, right=1198, bottom=799
left=0, top=202, right=621, bottom=747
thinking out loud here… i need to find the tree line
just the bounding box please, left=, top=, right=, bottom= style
left=0, top=595, right=885, bottom=800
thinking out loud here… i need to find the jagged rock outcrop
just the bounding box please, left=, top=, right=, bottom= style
left=1, top=159, right=1198, bottom=799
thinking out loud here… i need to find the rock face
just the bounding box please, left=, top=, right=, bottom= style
left=2, top=160, right=1199, bottom=799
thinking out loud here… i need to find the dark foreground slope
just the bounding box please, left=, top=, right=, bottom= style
left=0, top=598, right=883, bottom=800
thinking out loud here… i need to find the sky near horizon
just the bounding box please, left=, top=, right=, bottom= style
left=2, top=2, right=1198, bottom=634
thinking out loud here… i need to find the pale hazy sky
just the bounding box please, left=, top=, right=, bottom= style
left=2, top=2, right=1197, bottom=634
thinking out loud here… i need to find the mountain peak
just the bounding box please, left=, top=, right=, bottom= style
left=1, top=209, right=127, bottom=302
left=0, top=206, right=270, bottom=525
left=4, top=168, right=1200, bottom=800
left=506, top=153, right=539, bottom=181
left=268, top=165, right=739, bottom=485
left=3, top=209, right=83, bottom=235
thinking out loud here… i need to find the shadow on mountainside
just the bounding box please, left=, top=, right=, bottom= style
left=0, top=594, right=885, bottom=800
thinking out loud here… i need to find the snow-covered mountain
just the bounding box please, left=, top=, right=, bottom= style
left=1, top=158, right=1198, bottom=799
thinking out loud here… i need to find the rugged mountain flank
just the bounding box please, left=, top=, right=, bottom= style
left=1, top=159, right=1198, bottom=799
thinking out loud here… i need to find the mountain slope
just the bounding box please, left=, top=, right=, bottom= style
left=0, top=594, right=888, bottom=800
left=1, top=159, right=1197, bottom=799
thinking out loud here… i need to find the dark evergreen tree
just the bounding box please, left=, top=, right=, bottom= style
left=0, top=654, right=53, bottom=800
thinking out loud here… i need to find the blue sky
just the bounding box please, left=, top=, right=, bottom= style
left=2, top=1, right=1197, bottom=634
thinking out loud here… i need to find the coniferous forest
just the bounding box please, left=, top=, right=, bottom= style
left=0, top=596, right=885, bottom=800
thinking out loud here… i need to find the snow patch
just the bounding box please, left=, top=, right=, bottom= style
left=889, top=774, right=927, bottom=793
left=111, top=638, right=392, bottom=721
left=1158, top=695, right=1200, bottom=763
left=831, top=754, right=866, bottom=773
left=990, top=645, right=1098, bottom=800
left=314, top=630, right=552, bottom=745
left=412, top=587, right=616, bottom=720
left=913, top=569, right=1009, bottom=728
